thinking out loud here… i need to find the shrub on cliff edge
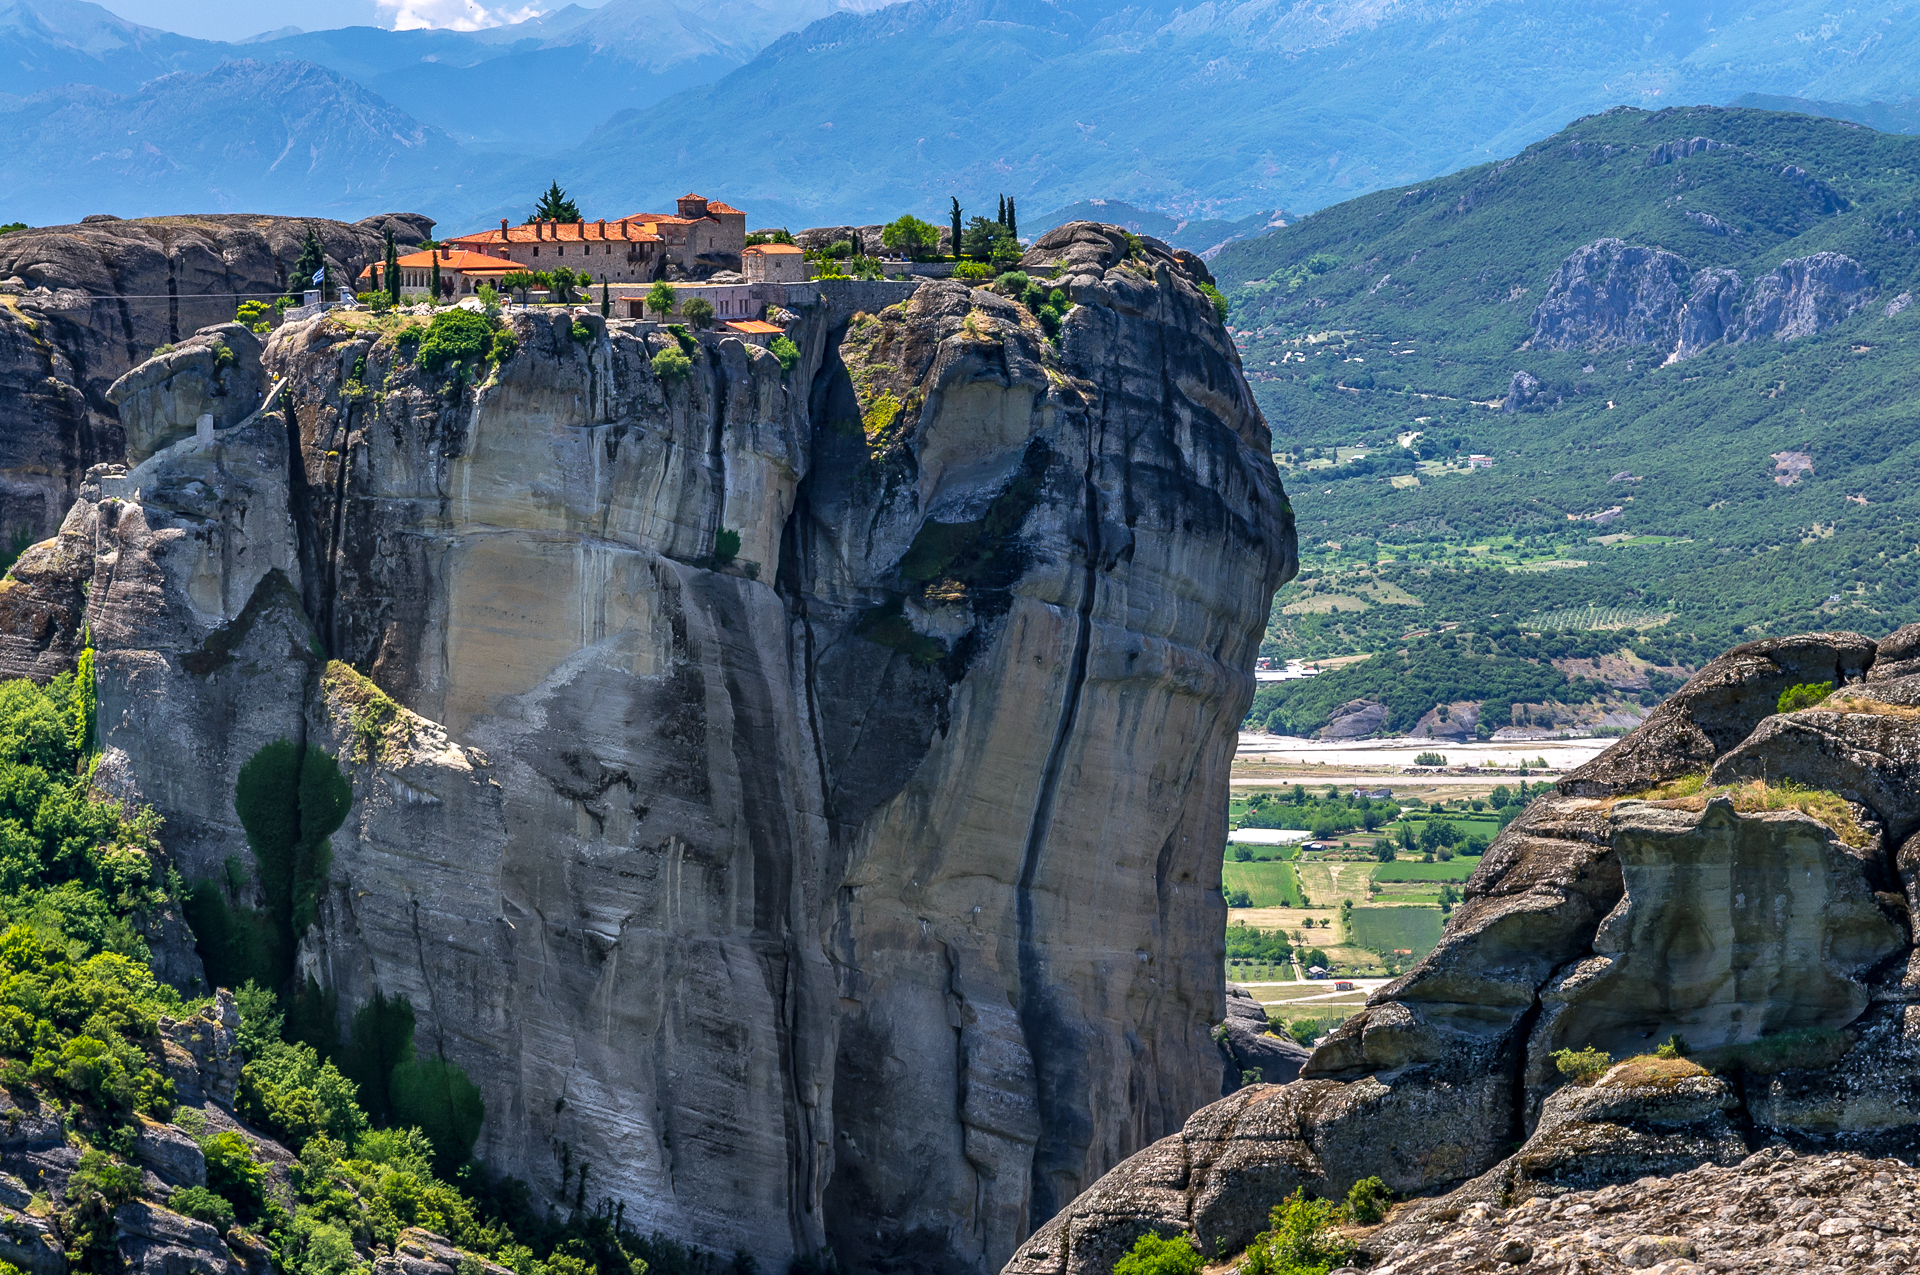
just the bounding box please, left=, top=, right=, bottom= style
left=1113, top=1232, right=1205, bottom=1275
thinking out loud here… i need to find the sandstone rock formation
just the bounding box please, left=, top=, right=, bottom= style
left=0, top=212, right=430, bottom=543
left=1006, top=624, right=1920, bottom=1275
left=18, top=224, right=1294, bottom=1272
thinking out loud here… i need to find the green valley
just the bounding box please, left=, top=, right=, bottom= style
left=1215, top=106, right=1920, bottom=735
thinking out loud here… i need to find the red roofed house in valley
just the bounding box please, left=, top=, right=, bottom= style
left=440, top=193, right=748, bottom=284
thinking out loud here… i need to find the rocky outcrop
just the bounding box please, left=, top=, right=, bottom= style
left=1736, top=250, right=1875, bottom=342
left=0, top=212, right=429, bottom=547
left=107, top=323, right=267, bottom=464
left=1006, top=623, right=1920, bottom=1275
left=32, top=224, right=1294, bottom=1272
left=1529, top=237, right=1873, bottom=363
left=1216, top=986, right=1309, bottom=1092
left=1530, top=239, right=1690, bottom=350
left=1363, top=1145, right=1916, bottom=1272
left=1671, top=266, right=1741, bottom=360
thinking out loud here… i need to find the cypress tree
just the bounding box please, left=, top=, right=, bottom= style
left=384, top=228, right=400, bottom=306
left=429, top=251, right=441, bottom=306
left=291, top=224, right=327, bottom=300
left=600, top=275, right=610, bottom=319
left=1007, top=198, right=1018, bottom=241
left=997, top=194, right=1006, bottom=227
left=950, top=197, right=962, bottom=262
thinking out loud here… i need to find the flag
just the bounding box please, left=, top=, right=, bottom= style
left=312, top=268, right=325, bottom=285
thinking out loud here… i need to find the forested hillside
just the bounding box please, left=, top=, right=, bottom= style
left=1216, top=106, right=1920, bottom=735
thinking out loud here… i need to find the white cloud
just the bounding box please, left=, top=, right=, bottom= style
left=374, top=0, right=547, bottom=30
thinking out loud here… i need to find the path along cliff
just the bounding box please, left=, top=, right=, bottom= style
left=1009, top=625, right=1920, bottom=1274
left=0, top=223, right=1295, bottom=1272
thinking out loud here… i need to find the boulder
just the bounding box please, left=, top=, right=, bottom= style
left=1871, top=623, right=1920, bottom=682
left=113, top=1200, right=240, bottom=1275
left=1506, top=1062, right=1747, bottom=1196
left=1317, top=699, right=1388, bottom=739
left=133, top=1120, right=206, bottom=1188
left=0, top=1205, right=64, bottom=1275
left=1709, top=699, right=1920, bottom=841
left=1216, top=986, right=1310, bottom=1091
left=159, top=990, right=242, bottom=1109
left=106, top=323, right=267, bottom=464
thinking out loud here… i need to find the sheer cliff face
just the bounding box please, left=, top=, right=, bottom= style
left=46, top=227, right=1294, bottom=1271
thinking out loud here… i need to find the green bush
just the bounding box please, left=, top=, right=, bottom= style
left=1777, top=682, right=1833, bottom=713
left=651, top=348, right=693, bottom=383
left=645, top=281, right=676, bottom=319
left=1344, top=1176, right=1391, bottom=1225
left=169, top=1185, right=235, bottom=1227
left=200, top=1130, right=267, bottom=1216
left=1199, top=282, right=1230, bottom=322
left=953, top=262, right=993, bottom=282
left=1550, top=1044, right=1612, bottom=1083
left=488, top=328, right=517, bottom=365
left=570, top=322, right=593, bottom=345
left=1655, top=1034, right=1690, bottom=1059
left=681, top=298, right=715, bottom=330
left=418, top=310, right=495, bottom=372
left=769, top=335, right=800, bottom=374
left=1112, top=1231, right=1205, bottom=1275
left=1238, top=1190, right=1355, bottom=1275
left=714, top=529, right=741, bottom=566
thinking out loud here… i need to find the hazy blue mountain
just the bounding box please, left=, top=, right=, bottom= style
left=442, top=0, right=1920, bottom=233
left=0, top=0, right=224, bottom=93
left=1727, top=91, right=1920, bottom=135
left=1032, top=199, right=1289, bottom=256
left=0, top=59, right=467, bottom=224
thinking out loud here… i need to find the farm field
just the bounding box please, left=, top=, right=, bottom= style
left=1374, top=855, right=1484, bottom=881
left=1348, top=906, right=1445, bottom=954
left=1222, top=860, right=1304, bottom=908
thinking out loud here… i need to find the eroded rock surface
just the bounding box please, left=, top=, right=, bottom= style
left=31, top=225, right=1294, bottom=1272
left=0, top=212, right=429, bottom=546
left=1007, top=623, right=1920, bottom=1275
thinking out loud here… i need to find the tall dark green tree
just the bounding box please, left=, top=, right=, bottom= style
left=950, top=197, right=962, bottom=261
left=291, top=224, right=327, bottom=299
left=383, top=227, right=401, bottom=305
left=1007, top=197, right=1018, bottom=241
left=428, top=251, right=441, bottom=304
left=997, top=194, right=1007, bottom=226
left=600, top=275, right=610, bottom=319
left=529, top=180, right=582, bottom=224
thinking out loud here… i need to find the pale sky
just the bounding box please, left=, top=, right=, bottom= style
left=103, top=0, right=610, bottom=40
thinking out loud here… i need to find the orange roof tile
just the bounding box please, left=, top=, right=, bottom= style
left=446, top=221, right=661, bottom=247
left=359, top=250, right=526, bottom=278
left=706, top=202, right=745, bottom=215
left=726, top=320, right=784, bottom=335
left=743, top=243, right=802, bottom=255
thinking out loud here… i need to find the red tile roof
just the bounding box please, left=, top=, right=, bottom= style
left=726, top=320, right=784, bottom=335
left=706, top=202, right=745, bottom=215
left=357, top=250, right=523, bottom=280
left=446, top=221, right=661, bottom=247
left=744, top=243, right=802, bottom=254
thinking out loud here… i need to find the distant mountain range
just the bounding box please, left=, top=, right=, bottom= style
left=3, top=0, right=1920, bottom=233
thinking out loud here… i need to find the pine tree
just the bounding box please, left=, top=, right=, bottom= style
left=530, top=180, right=582, bottom=224
left=1007, top=198, right=1018, bottom=241
left=950, top=197, right=962, bottom=262
left=383, top=228, right=400, bottom=306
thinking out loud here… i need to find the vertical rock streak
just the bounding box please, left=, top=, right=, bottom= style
left=46, top=234, right=1293, bottom=1271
